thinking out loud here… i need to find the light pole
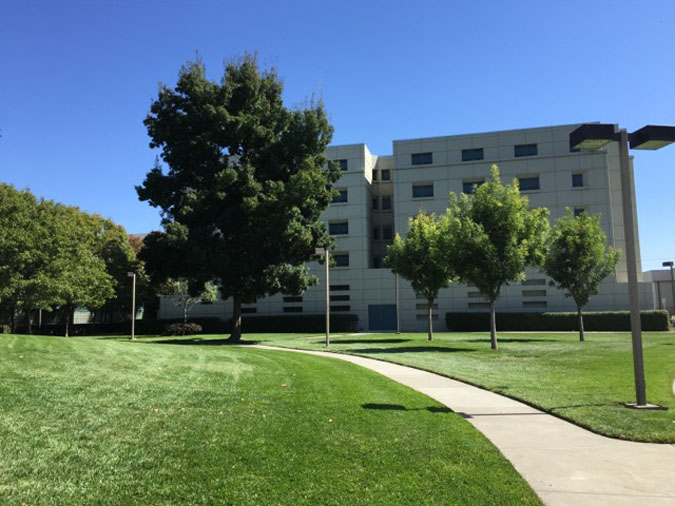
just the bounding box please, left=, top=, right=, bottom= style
left=395, top=273, right=400, bottom=334
left=570, top=123, right=675, bottom=407
left=663, top=261, right=675, bottom=316
left=315, top=248, right=330, bottom=347
left=127, top=271, right=136, bottom=340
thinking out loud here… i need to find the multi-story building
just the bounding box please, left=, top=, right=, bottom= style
left=160, top=123, right=653, bottom=331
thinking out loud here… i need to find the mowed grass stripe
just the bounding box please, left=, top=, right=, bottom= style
left=0, top=335, right=541, bottom=505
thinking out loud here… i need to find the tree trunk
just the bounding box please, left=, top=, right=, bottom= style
left=26, top=308, right=33, bottom=335
left=489, top=299, right=498, bottom=350
left=64, top=305, right=73, bottom=337
left=229, top=297, right=242, bottom=342
left=577, top=304, right=585, bottom=342
left=182, top=303, right=188, bottom=336
left=427, top=297, right=434, bottom=341
left=9, top=302, right=16, bottom=334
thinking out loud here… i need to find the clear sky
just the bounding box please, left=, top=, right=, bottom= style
left=1, top=0, right=674, bottom=271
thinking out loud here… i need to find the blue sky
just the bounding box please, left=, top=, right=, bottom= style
left=1, top=0, right=674, bottom=271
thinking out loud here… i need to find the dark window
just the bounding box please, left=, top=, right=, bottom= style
left=462, top=148, right=484, bottom=161
left=514, top=144, right=538, bottom=157
left=467, top=291, right=485, bottom=298
left=331, top=305, right=350, bottom=312
left=381, top=169, right=391, bottom=181
left=382, top=225, right=393, bottom=240
left=462, top=179, right=484, bottom=194
left=372, top=197, right=378, bottom=210
left=335, top=159, right=348, bottom=170
left=372, top=169, right=379, bottom=181
left=373, top=227, right=379, bottom=239
left=574, top=207, right=586, bottom=217
left=330, top=284, right=350, bottom=291
left=283, top=296, right=303, bottom=303
left=333, top=253, right=349, bottom=267
left=523, top=301, right=547, bottom=308
left=329, top=221, right=349, bottom=235
left=283, top=306, right=303, bottom=313
left=373, top=256, right=381, bottom=268
left=411, top=152, right=433, bottom=165
left=330, top=294, right=350, bottom=301
left=572, top=173, right=584, bottom=187
left=241, top=307, right=257, bottom=314
left=468, top=302, right=490, bottom=309
left=518, top=176, right=540, bottom=191
left=416, top=303, right=439, bottom=310
left=412, top=183, right=434, bottom=198
left=522, top=278, right=546, bottom=286
left=417, top=314, right=439, bottom=320
left=522, top=290, right=546, bottom=297
left=333, top=189, right=348, bottom=203
left=381, top=196, right=392, bottom=211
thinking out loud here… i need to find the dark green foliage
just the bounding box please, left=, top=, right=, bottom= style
left=163, top=322, right=202, bottom=335
left=138, top=54, right=338, bottom=341
left=445, top=310, right=670, bottom=332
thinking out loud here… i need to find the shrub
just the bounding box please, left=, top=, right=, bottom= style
left=163, top=322, right=203, bottom=335
left=445, top=310, right=670, bottom=332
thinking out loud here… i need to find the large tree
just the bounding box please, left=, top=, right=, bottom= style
left=443, top=165, right=549, bottom=350
left=544, top=209, right=620, bottom=342
left=385, top=212, right=457, bottom=340
left=137, top=54, right=338, bottom=341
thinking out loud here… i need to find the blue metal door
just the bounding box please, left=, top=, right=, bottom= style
left=368, top=304, right=397, bottom=331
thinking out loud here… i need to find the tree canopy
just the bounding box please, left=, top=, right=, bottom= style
left=442, top=165, right=549, bottom=349
left=544, top=209, right=620, bottom=341
left=137, top=54, right=338, bottom=341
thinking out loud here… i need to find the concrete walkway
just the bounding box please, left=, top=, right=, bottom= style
left=255, top=345, right=675, bottom=506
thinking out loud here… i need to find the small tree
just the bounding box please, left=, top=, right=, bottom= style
left=544, top=209, right=620, bottom=342
left=443, top=165, right=549, bottom=350
left=162, top=278, right=218, bottom=333
left=385, top=212, right=456, bottom=340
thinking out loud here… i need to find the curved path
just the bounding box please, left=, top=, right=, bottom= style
left=255, top=345, right=675, bottom=506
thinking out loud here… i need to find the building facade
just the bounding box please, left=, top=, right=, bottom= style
left=160, top=123, right=653, bottom=331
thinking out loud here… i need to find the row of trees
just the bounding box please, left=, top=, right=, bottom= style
left=0, top=184, right=151, bottom=335
left=385, top=166, right=620, bottom=348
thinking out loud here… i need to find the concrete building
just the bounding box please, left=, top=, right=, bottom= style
left=160, top=123, right=655, bottom=331
left=643, top=269, right=675, bottom=314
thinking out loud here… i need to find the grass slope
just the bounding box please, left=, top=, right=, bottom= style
left=0, top=334, right=540, bottom=505
left=259, top=332, right=675, bottom=443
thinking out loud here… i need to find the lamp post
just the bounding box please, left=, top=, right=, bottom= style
left=127, top=272, right=136, bottom=341
left=395, top=273, right=400, bottom=334
left=570, top=123, right=675, bottom=407
left=315, top=248, right=330, bottom=347
left=663, top=261, right=675, bottom=316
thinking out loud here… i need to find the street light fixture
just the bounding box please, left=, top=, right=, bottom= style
left=315, top=248, right=330, bottom=347
left=570, top=123, right=675, bottom=408
left=662, top=261, right=675, bottom=317
left=127, top=272, right=136, bottom=341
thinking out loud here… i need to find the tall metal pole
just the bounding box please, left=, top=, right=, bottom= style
left=669, top=264, right=675, bottom=316
left=325, top=250, right=330, bottom=347
left=395, top=274, right=400, bottom=334
left=130, top=273, right=136, bottom=341
left=617, top=129, right=647, bottom=406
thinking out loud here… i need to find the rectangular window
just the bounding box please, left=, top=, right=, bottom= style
left=330, top=284, right=350, bottom=291
left=333, top=253, right=349, bottom=267
left=283, top=296, right=303, bottom=303
left=417, top=314, right=439, bottom=320
left=331, top=305, right=350, bottom=312
left=381, top=196, right=392, bottom=211
left=514, top=144, right=538, bottom=157
left=523, top=301, right=547, bottom=308
left=416, top=303, right=439, bottom=310
left=468, top=302, right=490, bottom=309
left=462, top=179, right=485, bottom=194
left=372, top=197, right=378, bottom=210
left=382, top=225, right=393, bottom=240
left=411, top=152, right=433, bottom=165
left=332, top=189, right=348, bottom=203
left=337, top=159, right=348, bottom=170
left=373, top=227, right=379, bottom=240
left=283, top=306, right=303, bottom=313
left=462, top=148, right=484, bottom=161
left=574, top=207, right=586, bottom=217
left=373, top=256, right=381, bottom=269
left=522, top=278, right=546, bottom=286
left=372, top=169, right=379, bottom=181
left=522, top=290, right=547, bottom=297
left=572, top=173, right=584, bottom=187
left=381, top=169, right=391, bottom=181
left=467, top=291, right=485, bottom=298
left=412, top=183, right=434, bottom=198
left=241, top=307, right=257, bottom=314
left=330, top=294, right=350, bottom=302
left=329, top=221, right=349, bottom=235
left=518, top=176, right=540, bottom=191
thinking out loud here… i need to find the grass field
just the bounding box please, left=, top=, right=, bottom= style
left=257, top=331, right=675, bottom=443
left=0, top=334, right=541, bottom=505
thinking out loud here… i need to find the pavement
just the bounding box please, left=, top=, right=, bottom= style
left=254, top=345, right=675, bottom=506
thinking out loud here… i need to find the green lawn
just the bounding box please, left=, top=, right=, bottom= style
left=258, top=331, right=675, bottom=443
left=0, top=334, right=540, bottom=505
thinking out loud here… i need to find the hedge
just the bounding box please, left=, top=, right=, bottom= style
left=445, top=310, right=670, bottom=332
left=17, top=314, right=359, bottom=336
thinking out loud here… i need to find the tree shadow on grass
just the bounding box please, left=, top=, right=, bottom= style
left=146, top=337, right=259, bottom=346
left=348, top=346, right=474, bottom=354
left=327, top=338, right=412, bottom=345
left=362, top=403, right=453, bottom=414
left=464, top=337, right=561, bottom=343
